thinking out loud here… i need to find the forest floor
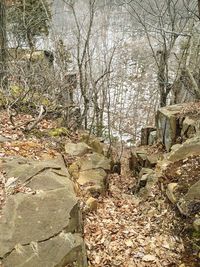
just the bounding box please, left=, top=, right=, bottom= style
left=0, top=111, right=198, bottom=267
left=84, top=153, right=186, bottom=267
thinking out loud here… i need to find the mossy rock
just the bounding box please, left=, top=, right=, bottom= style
left=68, top=162, right=80, bottom=179
left=49, top=127, right=69, bottom=137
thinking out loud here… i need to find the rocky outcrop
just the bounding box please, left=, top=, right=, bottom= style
left=129, top=103, right=200, bottom=262
left=141, top=127, right=156, bottom=146
left=0, top=156, right=87, bottom=267
left=156, top=103, right=200, bottom=151
left=129, top=147, right=162, bottom=175
left=167, top=135, right=200, bottom=162
left=69, top=151, right=111, bottom=197
left=158, top=136, right=200, bottom=238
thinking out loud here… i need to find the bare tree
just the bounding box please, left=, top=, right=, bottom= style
left=0, top=0, right=7, bottom=89
left=123, top=0, right=197, bottom=106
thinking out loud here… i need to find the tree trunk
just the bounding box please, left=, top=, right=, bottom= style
left=0, top=0, right=7, bottom=89
left=157, top=50, right=170, bottom=107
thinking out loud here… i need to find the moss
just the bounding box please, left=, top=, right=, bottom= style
left=10, top=85, right=23, bottom=97
left=68, top=162, right=80, bottom=179
left=48, top=127, right=69, bottom=137
left=192, top=230, right=200, bottom=239
left=41, top=98, right=51, bottom=107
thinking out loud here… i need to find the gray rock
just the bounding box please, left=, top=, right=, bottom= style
left=65, top=142, right=92, bottom=157
left=69, top=152, right=111, bottom=197
left=181, top=116, right=200, bottom=139
left=167, top=136, right=200, bottom=162
left=141, top=127, right=156, bottom=146
left=156, top=103, right=200, bottom=151
left=3, top=233, right=86, bottom=267
left=78, top=169, right=108, bottom=196
left=148, top=131, right=157, bottom=145
left=156, top=104, right=182, bottom=151
left=177, top=179, right=200, bottom=216
left=0, top=157, right=87, bottom=267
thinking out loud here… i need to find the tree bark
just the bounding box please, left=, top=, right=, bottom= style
left=0, top=0, right=7, bottom=89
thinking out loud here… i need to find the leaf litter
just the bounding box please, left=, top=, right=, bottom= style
left=0, top=111, right=186, bottom=266
left=83, top=154, right=185, bottom=267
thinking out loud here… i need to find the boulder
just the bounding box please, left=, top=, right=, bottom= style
left=156, top=104, right=182, bottom=151
left=65, top=142, right=92, bottom=157
left=146, top=154, right=161, bottom=168
left=80, top=133, right=104, bottom=154
left=69, top=153, right=110, bottom=174
left=156, top=103, right=200, bottom=151
left=85, top=197, right=98, bottom=212
left=129, top=148, right=161, bottom=175
left=129, top=148, right=149, bottom=174
left=167, top=136, right=200, bottom=162
left=0, top=157, right=87, bottom=267
left=78, top=169, right=108, bottom=197
left=148, top=131, right=157, bottom=145
left=177, top=179, right=200, bottom=216
left=141, top=127, right=156, bottom=146
left=3, top=233, right=86, bottom=267
left=136, top=171, right=158, bottom=198
left=69, top=153, right=111, bottom=197
left=181, top=116, right=199, bottom=139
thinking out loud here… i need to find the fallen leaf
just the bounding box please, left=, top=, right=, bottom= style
left=142, top=254, right=156, bottom=262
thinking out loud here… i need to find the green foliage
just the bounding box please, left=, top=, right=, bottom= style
left=7, top=0, right=51, bottom=48
left=48, top=127, right=69, bottom=137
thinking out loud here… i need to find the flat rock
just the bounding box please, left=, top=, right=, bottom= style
left=167, top=136, right=200, bottom=162
left=3, top=233, right=86, bottom=267
left=0, top=156, right=87, bottom=267
left=0, top=189, right=78, bottom=256
left=80, top=153, right=110, bottom=171
left=0, top=156, right=69, bottom=185
left=70, top=152, right=111, bottom=175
